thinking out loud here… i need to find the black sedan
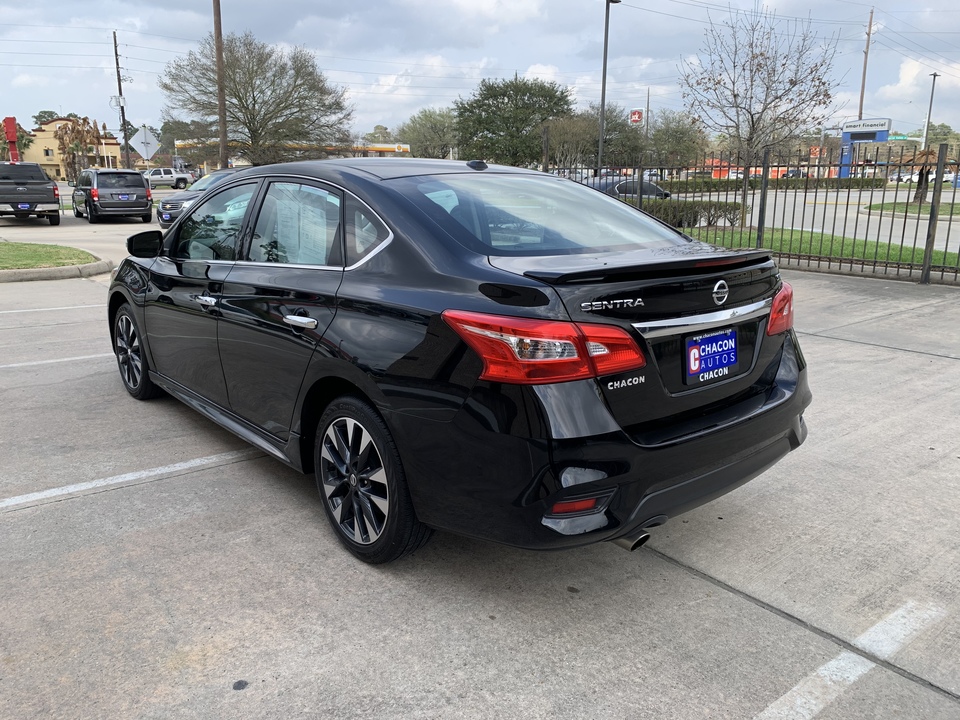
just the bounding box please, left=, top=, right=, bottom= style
left=586, top=175, right=671, bottom=202
left=108, top=158, right=810, bottom=564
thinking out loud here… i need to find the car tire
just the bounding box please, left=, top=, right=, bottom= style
left=86, top=202, right=99, bottom=224
left=73, top=204, right=82, bottom=218
left=175, top=179, right=187, bottom=189
left=113, top=305, right=163, bottom=400
left=314, top=396, right=431, bottom=564
left=141, top=213, right=152, bottom=223
left=48, top=213, right=60, bottom=226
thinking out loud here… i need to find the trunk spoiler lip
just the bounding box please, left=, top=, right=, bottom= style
left=489, top=246, right=774, bottom=285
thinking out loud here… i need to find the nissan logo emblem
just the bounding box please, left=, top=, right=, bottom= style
left=712, top=280, right=729, bottom=306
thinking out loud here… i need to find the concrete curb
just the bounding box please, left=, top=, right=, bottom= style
left=0, top=256, right=114, bottom=283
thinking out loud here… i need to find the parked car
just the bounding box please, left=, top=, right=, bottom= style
left=781, top=169, right=810, bottom=179
left=586, top=175, right=671, bottom=201
left=0, top=161, right=61, bottom=225
left=72, top=169, right=152, bottom=224
left=108, top=158, right=810, bottom=564
left=156, top=168, right=239, bottom=228
left=144, top=167, right=193, bottom=189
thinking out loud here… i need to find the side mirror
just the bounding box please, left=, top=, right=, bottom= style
left=67, top=181, right=75, bottom=187
left=127, top=230, right=163, bottom=258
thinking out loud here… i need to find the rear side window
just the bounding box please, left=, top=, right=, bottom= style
left=0, top=164, right=47, bottom=182
left=393, top=174, right=684, bottom=256
left=344, top=195, right=389, bottom=267
left=248, top=182, right=342, bottom=266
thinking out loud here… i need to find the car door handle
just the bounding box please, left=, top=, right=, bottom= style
left=196, top=295, right=218, bottom=307
left=283, top=315, right=318, bottom=330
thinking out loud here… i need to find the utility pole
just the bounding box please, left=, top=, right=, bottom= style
left=644, top=87, right=650, bottom=140
left=921, top=72, right=940, bottom=150
left=113, top=31, right=132, bottom=170
left=857, top=8, right=874, bottom=121
left=213, top=0, right=229, bottom=169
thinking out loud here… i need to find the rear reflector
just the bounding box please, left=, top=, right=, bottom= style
left=442, top=309, right=646, bottom=384
left=766, top=282, right=794, bottom=336
left=550, top=498, right=598, bottom=514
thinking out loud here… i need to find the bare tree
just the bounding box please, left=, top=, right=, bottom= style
left=159, top=32, right=353, bottom=165
left=680, top=7, right=838, bottom=221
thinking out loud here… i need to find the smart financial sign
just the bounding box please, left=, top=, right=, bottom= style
left=839, top=118, right=892, bottom=178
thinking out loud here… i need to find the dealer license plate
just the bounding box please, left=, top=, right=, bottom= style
left=685, top=328, right=739, bottom=386
left=17, top=203, right=30, bottom=210
left=162, top=213, right=171, bottom=221
left=118, top=194, right=130, bottom=200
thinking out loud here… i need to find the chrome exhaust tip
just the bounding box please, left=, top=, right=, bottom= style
left=611, top=531, right=651, bottom=552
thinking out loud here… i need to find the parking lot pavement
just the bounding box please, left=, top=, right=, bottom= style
left=1, top=271, right=958, bottom=719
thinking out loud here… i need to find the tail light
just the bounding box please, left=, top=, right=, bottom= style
left=766, top=282, right=794, bottom=335
left=52, top=184, right=59, bottom=200
left=90, top=188, right=99, bottom=202
left=146, top=187, right=153, bottom=201
left=442, top=309, right=646, bottom=385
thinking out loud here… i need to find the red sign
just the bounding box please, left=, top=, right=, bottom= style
left=629, top=109, right=643, bottom=125
left=3, top=117, right=18, bottom=143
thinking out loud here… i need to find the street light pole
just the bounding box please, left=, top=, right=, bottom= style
left=921, top=72, right=940, bottom=150
left=597, top=0, right=620, bottom=175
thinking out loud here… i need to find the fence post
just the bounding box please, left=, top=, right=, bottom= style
left=755, top=148, right=771, bottom=249
left=920, top=143, right=948, bottom=284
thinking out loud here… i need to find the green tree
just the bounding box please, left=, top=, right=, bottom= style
left=546, top=111, right=597, bottom=169
left=363, top=125, right=394, bottom=145
left=161, top=118, right=219, bottom=168
left=31, top=110, right=59, bottom=127
left=158, top=31, right=353, bottom=165
left=648, top=109, right=708, bottom=167
left=454, top=76, right=573, bottom=166
left=395, top=108, right=456, bottom=159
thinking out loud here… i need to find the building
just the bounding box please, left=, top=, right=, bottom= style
left=19, top=118, right=124, bottom=180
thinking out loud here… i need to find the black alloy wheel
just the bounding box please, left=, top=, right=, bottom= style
left=73, top=203, right=82, bottom=218
left=113, top=305, right=162, bottom=400
left=315, top=397, right=430, bottom=563
left=86, top=201, right=99, bottom=224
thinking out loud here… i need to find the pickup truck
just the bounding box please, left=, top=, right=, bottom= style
left=0, top=162, right=61, bottom=225
left=143, top=167, right=193, bottom=189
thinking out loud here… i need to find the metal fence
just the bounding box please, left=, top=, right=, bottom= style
left=557, top=144, right=960, bottom=285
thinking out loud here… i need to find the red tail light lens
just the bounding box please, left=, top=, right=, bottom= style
left=551, top=497, right=598, bottom=514
left=52, top=184, right=59, bottom=200
left=90, top=188, right=99, bottom=202
left=146, top=187, right=153, bottom=201
left=441, top=309, right=646, bottom=385
left=766, top=282, right=794, bottom=335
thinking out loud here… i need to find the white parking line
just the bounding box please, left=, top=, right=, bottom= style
left=0, top=450, right=261, bottom=511
left=0, top=304, right=107, bottom=314
left=754, top=601, right=946, bottom=719
left=0, top=353, right=114, bottom=369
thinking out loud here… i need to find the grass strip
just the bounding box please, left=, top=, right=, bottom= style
left=686, top=227, right=960, bottom=267
left=864, top=202, right=957, bottom=217
left=0, top=241, right=96, bottom=270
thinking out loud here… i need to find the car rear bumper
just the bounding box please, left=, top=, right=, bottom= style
left=95, top=203, right=152, bottom=215
left=388, top=332, right=811, bottom=550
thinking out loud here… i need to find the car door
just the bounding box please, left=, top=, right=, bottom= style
left=142, top=181, right=259, bottom=407
left=217, top=178, right=344, bottom=440
left=73, top=171, right=90, bottom=210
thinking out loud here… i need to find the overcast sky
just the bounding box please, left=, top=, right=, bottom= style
left=2, top=0, right=959, bottom=143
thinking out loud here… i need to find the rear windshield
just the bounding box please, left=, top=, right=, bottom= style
left=0, top=164, right=48, bottom=182
left=98, top=172, right=146, bottom=189
left=389, top=173, right=686, bottom=256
